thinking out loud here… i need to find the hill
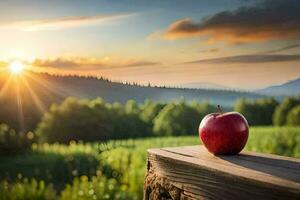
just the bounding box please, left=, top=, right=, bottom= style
left=179, top=81, right=230, bottom=90
left=256, top=78, right=300, bottom=96
left=28, top=72, right=264, bottom=105
left=0, top=71, right=264, bottom=131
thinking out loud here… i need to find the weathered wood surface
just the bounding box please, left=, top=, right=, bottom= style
left=144, top=145, right=300, bottom=200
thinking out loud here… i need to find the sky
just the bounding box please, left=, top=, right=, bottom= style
left=0, top=0, right=300, bottom=90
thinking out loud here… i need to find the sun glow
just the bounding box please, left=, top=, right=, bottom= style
left=8, top=60, right=25, bottom=74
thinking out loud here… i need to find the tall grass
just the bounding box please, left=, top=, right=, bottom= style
left=0, top=126, right=299, bottom=199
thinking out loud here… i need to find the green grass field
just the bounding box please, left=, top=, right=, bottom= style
left=0, top=126, right=299, bottom=200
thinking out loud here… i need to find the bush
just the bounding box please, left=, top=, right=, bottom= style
left=60, top=175, right=133, bottom=200
left=36, top=98, right=115, bottom=143
left=153, top=101, right=200, bottom=136
left=36, top=98, right=150, bottom=143
left=140, top=100, right=165, bottom=133
left=0, top=124, right=34, bottom=155
left=234, top=98, right=278, bottom=125
left=246, top=127, right=300, bottom=158
left=286, top=105, right=300, bottom=125
left=108, top=101, right=150, bottom=139
left=190, top=101, right=216, bottom=119
left=273, top=96, right=300, bottom=126
left=140, top=100, right=165, bottom=124
left=0, top=178, right=56, bottom=200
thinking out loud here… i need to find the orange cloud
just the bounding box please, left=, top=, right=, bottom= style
left=32, top=56, right=159, bottom=70
left=1, top=13, right=134, bottom=31
left=185, top=54, right=300, bottom=64
left=155, top=0, right=300, bottom=44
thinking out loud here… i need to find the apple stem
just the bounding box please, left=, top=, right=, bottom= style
left=217, top=105, right=223, bottom=113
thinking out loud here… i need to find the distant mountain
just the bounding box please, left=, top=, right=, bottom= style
left=0, top=71, right=266, bottom=108
left=25, top=72, right=265, bottom=107
left=256, top=78, right=300, bottom=96
left=180, top=82, right=230, bottom=90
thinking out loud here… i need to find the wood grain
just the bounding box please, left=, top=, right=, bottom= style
left=144, top=145, right=300, bottom=200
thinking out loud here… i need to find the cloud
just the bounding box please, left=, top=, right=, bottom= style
left=0, top=13, right=134, bottom=31
left=264, top=44, right=300, bottom=54
left=33, top=58, right=90, bottom=69
left=199, top=48, right=219, bottom=53
left=185, top=54, right=300, bottom=64
left=32, top=56, right=159, bottom=70
left=155, top=0, right=300, bottom=43
left=124, top=61, right=159, bottom=67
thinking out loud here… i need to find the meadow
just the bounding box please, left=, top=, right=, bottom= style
left=0, top=126, right=299, bottom=200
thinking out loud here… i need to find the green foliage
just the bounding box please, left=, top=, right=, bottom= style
left=286, top=105, right=300, bottom=125
left=107, top=102, right=150, bottom=139
left=0, top=127, right=300, bottom=199
left=36, top=98, right=152, bottom=143
left=152, top=101, right=216, bottom=136
left=153, top=101, right=200, bottom=136
left=190, top=101, right=216, bottom=119
left=36, top=98, right=114, bottom=143
left=234, top=98, right=278, bottom=125
left=273, top=96, right=300, bottom=126
left=0, top=124, right=34, bottom=155
left=0, top=142, right=113, bottom=191
left=60, top=175, right=132, bottom=200
left=0, top=179, right=56, bottom=200
left=246, top=127, right=300, bottom=157
left=140, top=100, right=165, bottom=124
left=140, top=100, right=165, bottom=134
left=33, top=96, right=300, bottom=142
left=37, top=97, right=219, bottom=143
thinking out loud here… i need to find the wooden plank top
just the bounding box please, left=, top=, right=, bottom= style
left=147, top=145, right=300, bottom=199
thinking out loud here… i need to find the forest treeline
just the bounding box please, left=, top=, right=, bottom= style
left=1, top=96, right=300, bottom=151
left=36, top=96, right=300, bottom=144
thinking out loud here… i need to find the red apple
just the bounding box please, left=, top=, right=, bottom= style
left=199, top=107, right=249, bottom=155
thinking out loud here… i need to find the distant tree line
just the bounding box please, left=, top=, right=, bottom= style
left=35, top=98, right=216, bottom=143
left=234, top=96, right=300, bottom=126
left=1, top=95, right=300, bottom=148
left=34, top=95, right=300, bottom=143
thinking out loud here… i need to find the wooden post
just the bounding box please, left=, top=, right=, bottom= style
left=144, top=145, right=300, bottom=200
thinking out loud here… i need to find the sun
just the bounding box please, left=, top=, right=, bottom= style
left=8, top=60, right=25, bottom=75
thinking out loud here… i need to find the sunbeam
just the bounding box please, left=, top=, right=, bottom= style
left=20, top=76, right=47, bottom=113
left=25, top=72, right=69, bottom=98
left=0, top=74, right=13, bottom=97
left=14, top=78, right=25, bottom=131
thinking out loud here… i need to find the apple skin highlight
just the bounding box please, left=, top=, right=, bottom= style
left=199, top=112, right=249, bottom=155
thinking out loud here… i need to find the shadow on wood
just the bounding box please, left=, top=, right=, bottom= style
left=218, top=153, right=300, bottom=182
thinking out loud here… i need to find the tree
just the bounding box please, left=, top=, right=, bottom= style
left=36, top=98, right=151, bottom=143
left=124, top=100, right=140, bottom=115
left=109, top=102, right=150, bottom=139
left=273, top=97, right=300, bottom=126
left=153, top=101, right=199, bottom=136
left=286, top=105, right=300, bottom=126
left=190, top=101, right=216, bottom=120
left=140, top=100, right=165, bottom=124
left=36, top=97, right=113, bottom=143
left=139, top=100, right=165, bottom=135
left=234, top=98, right=278, bottom=125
